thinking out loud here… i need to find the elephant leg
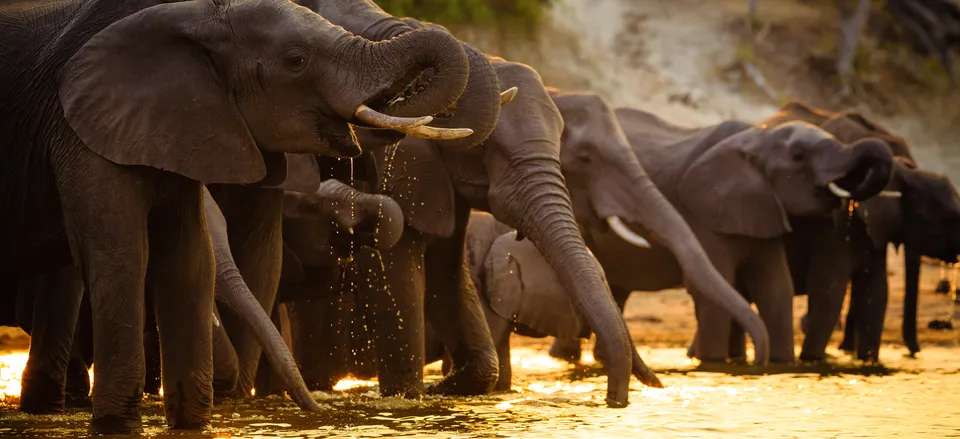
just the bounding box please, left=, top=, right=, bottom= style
left=18, top=265, right=83, bottom=414
left=837, top=297, right=858, bottom=352
left=424, top=203, right=498, bottom=396
left=143, top=294, right=162, bottom=396
left=743, top=242, right=795, bottom=363
left=56, top=162, right=149, bottom=434
left=253, top=304, right=287, bottom=398
left=212, top=308, right=239, bottom=399
left=64, top=337, right=92, bottom=409
left=849, top=251, right=887, bottom=362
left=549, top=338, right=582, bottom=363
left=356, top=231, right=427, bottom=398
left=287, top=295, right=348, bottom=391
left=482, top=300, right=513, bottom=392
left=688, top=259, right=739, bottom=363
left=799, top=226, right=852, bottom=362
left=209, top=185, right=283, bottom=398
left=148, top=183, right=215, bottom=429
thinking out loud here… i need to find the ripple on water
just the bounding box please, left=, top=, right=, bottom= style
left=1, top=346, right=959, bottom=438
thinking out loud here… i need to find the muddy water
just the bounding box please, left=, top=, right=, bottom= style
left=1, top=345, right=958, bottom=438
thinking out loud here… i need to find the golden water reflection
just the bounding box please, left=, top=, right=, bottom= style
left=1, top=346, right=959, bottom=437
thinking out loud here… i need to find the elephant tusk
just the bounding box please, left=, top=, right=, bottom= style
left=879, top=190, right=902, bottom=198
left=399, top=124, right=473, bottom=140
left=353, top=104, right=433, bottom=130
left=827, top=182, right=852, bottom=198
left=212, top=313, right=221, bottom=328
left=606, top=216, right=651, bottom=249
left=500, top=86, right=519, bottom=106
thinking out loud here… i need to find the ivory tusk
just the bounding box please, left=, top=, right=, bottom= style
left=827, top=182, right=852, bottom=198
left=353, top=104, right=433, bottom=130
left=400, top=124, right=473, bottom=140
left=879, top=190, right=902, bottom=198
left=212, top=313, right=221, bottom=328
left=500, top=86, right=519, bottom=106
left=606, top=216, right=651, bottom=249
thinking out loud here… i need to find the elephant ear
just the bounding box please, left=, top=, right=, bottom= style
left=268, top=154, right=323, bottom=193
left=58, top=1, right=266, bottom=184
left=677, top=123, right=791, bottom=238
left=483, top=232, right=586, bottom=339
left=371, top=136, right=456, bottom=237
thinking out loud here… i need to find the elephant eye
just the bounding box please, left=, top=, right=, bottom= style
left=282, top=47, right=308, bottom=72
left=791, top=150, right=804, bottom=162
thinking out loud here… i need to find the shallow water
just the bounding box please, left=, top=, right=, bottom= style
left=1, top=345, right=958, bottom=438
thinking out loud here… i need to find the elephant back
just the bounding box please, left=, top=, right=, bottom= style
left=483, top=232, right=588, bottom=339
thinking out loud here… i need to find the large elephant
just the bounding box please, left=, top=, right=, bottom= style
left=214, top=0, right=508, bottom=399
left=540, top=97, right=894, bottom=364
left=0, top=0, right=473, bottom=432
left=758, top=102, right=960, bottom=361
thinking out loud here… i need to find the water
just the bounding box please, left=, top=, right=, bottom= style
left=1, top=343, right=958, bottom=438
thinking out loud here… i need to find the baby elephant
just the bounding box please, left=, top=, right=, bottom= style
left=464, top=211, right=660, bottom=391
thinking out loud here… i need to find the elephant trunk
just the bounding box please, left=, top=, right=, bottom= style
left=902, top=246, right=922, bottom=355
left=834, top=139, right=894, bottom=200
left=608, top=162, right=771, bottom=365
left=203, top=189, right=321, bottom=412
left=493, top=164, right=633, bottom=407
left=310, top=0, right=502, bottom=148
left=339, top=29, right=468, bottom=121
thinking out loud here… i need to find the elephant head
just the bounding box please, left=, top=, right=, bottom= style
left=301, top=0, right=505, bottom=150
left=549, top=90, right=771, bottom=365
left=281, top=179, right=405, bottom=271
left=58, top=0, right=474, bottom=186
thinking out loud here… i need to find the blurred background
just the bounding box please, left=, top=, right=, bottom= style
left=379, top=0, right=960, bottom=182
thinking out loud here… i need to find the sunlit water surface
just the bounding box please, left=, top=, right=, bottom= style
left=1, top=346, right=958, bottom=438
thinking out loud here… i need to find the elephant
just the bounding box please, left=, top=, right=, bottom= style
left=0, top=0, right=475, bottom=432
left=529, top=96, right=895, bottom=365
left=257, top=174, right=405, bottom=395
left=758, top=101, right=960, bottom=361
left=212, top=0, right=509, bottom=400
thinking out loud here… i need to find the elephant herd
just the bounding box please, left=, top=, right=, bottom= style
left=1, top=0, right=958, bottom=435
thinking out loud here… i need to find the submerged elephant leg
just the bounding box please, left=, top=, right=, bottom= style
left=743, top=241, right=795, bottom=363
left=357, top=230, right=427, bottom=398
left=288, top=295, right=348, bottom=391
left=143, top=295, right=162, bottom=396
left=18, top=265, right=83, bottom=414
left=424, top=203, right=498, bottom=396
left=687, top=249, right=739, bottom=363
left=208, top=185, right=283, bottom=397
left=849, top=250, right=887, bottom=362
left=148, top=183, right=215, bottom=429
left=64, top=337, right=92, bottom=409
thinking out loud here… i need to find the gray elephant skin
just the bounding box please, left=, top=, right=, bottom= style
left=760, top=102, right=960, bottom=362
left=466, top=93, right=894, bottom=368
left=0, top=0, right=475, bottom=432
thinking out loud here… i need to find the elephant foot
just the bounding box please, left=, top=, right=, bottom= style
left=426, top=350, right=498, bottom=396
left=548, top=339, right=582, bottom=363
left=380, top=384, right=423, bottom=399
left=798, top=352, right=827, bottom=364
left=64, top=393, right=92, bottom=409
left=91, top=414, right=143, bottom=435
left=837, top=338, right=855, bottom=353
left=19, top=374, right=65, bottom=414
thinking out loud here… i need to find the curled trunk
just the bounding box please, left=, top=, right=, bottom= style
left=203, top=189, right=321, bottom=412
left=311, top=0, right=502, bottom=148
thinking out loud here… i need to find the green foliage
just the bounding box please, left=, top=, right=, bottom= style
left=375, top=0, right=552, bottom=31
